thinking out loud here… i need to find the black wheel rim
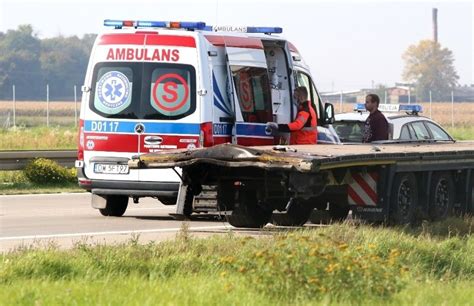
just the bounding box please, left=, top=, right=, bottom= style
left=434, top=179, right=449, bottom=216
left=397, top=179, right=412, bottom=218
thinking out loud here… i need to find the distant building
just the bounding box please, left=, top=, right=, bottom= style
left=320, top=85, right=416, bottom=104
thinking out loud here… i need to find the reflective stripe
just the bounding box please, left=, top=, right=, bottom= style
left=302, top=127, right=317, bottom=131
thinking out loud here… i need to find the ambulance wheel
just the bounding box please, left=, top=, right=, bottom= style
left=227, top=188, right=272, bottom=228
left=271, top=200, right=312, bottom=226
left=99, top=195, right=129, bottom=217
left=158, top=196, right=177, bottom=205
left=429, top=172, right=454, bottom=221
left=389, top=173, right=418, bottom=225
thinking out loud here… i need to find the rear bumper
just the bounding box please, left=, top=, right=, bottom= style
left=76, top=165, right=180, bottom=197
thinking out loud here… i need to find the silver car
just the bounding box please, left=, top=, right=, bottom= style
left=333, top=104, right=454, bottom=143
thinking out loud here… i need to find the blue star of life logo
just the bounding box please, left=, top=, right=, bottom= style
left=97, top=71, right=130, bottom=109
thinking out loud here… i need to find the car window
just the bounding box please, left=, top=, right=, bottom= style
left=333, top=121, right=364, bottom=142
left=399, top=125, right=411, bottom=140
left=425, top=122, right=451, bottom=140
left=411, top=121, right=431, bottom=140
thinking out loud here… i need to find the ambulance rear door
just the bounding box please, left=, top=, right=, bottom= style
left=224, top=36, right=274, bottom=146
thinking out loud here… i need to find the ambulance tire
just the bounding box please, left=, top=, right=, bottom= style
left=99, top=195, right=129, bottom=217
left=227, top=188, right=272, bottom=228
left=271, top=200, right=313, bottom=226
left=389, top=173, right=418, bottom=225
left=158, top=196, right=177, bottom=205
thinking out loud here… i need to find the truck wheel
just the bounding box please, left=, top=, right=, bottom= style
left=99, top=195, right=129, bottom=217
left=390, top=173, right=418, bottom=225
left=158, top=196, right=177, bottom=205
left=227, top=188, right=272, bottom=228
left=429, top=172, right=454, bottom=221
left=271, top=199, right=312, bottom=226
left=328, top=202, right=349, bottom=222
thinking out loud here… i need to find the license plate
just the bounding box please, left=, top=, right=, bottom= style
left=93, top=163, right=129, bottom=174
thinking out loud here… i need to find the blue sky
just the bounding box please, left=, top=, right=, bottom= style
left=0, top=0, right=472, bottom=91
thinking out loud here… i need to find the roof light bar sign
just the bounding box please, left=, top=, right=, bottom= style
left=104, top=19, right=206, bottom=30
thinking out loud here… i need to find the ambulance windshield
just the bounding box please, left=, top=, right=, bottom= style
left=90, top=62, right=196, bottom=120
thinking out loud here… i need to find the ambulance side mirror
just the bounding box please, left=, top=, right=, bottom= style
left=324, top=103, right=335, bottom=124
left=81, top=85, right=91, bottom=93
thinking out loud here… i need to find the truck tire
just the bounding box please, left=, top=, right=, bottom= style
left=227, top=188, right=272, bottom=228
left=271, top=200, right=313, bottom=226
left=429, top=172, right=454, bottom=221
left=99, top=195, right=129, bottom=217
left=389, top=173, right=418, bottom=225
left=158, top=196, right=177, bottom=205
left=328, top=202, right=350, bottom=222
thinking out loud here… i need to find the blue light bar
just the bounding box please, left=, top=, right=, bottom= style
left=354, top=103, right=366, bottom=111
left=104, top=20, right=126, bottom=28
left=353, top=103, right=422, bottom=114
left=399, top=104, right=423, bottom=113
left=104, top=19, right=206, bottom=30
left=246, top=26, right=282, bottom=34
left=136, top=20, right=167, bottom=28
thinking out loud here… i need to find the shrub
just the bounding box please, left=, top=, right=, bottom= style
left=24, top=158, right=76, bottom=185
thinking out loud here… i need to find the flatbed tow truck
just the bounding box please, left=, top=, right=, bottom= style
left=129, top=141, right=474, bottom=227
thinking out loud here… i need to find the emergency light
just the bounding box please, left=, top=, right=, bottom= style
left=104, top=19, right=206, bottom=30
left=354, top=103, right=423, bottom=114
left=104, top=19, right=283, bottom=33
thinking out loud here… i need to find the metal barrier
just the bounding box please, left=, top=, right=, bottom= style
left=0, top=150, right=76, bottom=170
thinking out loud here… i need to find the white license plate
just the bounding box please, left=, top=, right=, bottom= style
left=93, top=163, right=129, bottom=174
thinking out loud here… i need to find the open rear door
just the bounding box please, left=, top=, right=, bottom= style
left=224, top=37, right=275, bottom=146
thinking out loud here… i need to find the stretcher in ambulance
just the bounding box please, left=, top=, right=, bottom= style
left=75, top=20, right=336, bottom=217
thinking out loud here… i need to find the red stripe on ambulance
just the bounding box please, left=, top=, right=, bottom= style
left=84, top=133, right=138, bottom=153
left=348, top=172, right=378, bottom=206
left=145, top=35, right=196, bottom=48
left=98, top=34, right=146, bottom=45
left=98, top=33, right=196, bottom=48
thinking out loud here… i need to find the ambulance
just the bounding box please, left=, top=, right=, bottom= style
left=75, top=19, right=336, bottom=217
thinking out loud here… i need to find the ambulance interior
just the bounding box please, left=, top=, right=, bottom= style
left=230, top=40, right=293, bottom=125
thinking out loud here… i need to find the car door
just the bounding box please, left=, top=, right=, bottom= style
left=224, top=37, right=274, bottom=146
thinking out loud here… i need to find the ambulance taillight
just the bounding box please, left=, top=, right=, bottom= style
left=199, top=122, right=214, bottom=147
left=77, top=119, right=84, bottom=161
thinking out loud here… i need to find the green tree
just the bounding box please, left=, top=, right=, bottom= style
left=402, top=40, right=459, bottom=101
left=0, top=25, right=42, bottom=99
left=40, top=34, right=96, bottom=99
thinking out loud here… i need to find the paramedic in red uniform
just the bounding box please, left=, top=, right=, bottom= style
left=362, top=93, right=389, bottom=142
left=267, top=86, right=318, bottom=144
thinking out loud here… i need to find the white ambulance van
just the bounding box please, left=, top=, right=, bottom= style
left=76, top=20, right=336, bottom=217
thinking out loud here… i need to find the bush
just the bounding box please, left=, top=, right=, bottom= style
left=23, top=158, right=76, bottom=185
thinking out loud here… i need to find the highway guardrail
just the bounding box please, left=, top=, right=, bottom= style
left=0, top=150, right=76, bottom=170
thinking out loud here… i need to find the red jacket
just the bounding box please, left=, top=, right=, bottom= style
left=278, top=100, right=318, bottom=144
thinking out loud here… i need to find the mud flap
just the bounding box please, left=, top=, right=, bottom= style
left=175, top=184, right=190, bottom=215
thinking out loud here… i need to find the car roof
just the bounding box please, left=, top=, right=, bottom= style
left=334, top=111, right=428, bottom=123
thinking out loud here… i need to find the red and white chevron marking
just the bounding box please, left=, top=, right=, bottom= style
left=348, top=172, right=378, bottom=206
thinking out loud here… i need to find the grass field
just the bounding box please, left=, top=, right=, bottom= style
left=1, top=219, right=473, bottom=305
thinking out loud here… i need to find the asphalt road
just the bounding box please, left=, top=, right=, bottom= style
left=0, top=193, right=233, bottom=252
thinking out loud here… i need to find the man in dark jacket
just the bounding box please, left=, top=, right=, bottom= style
left=362, top=94, right=388, bottom=142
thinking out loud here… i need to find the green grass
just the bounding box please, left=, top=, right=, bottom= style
left=0, top=126, right=77, bottom=150
left=447, top=126, right=474, bottom=141
left=1, top=220, right=473, bottom=305
left=0, top=170, right=83, bottom=195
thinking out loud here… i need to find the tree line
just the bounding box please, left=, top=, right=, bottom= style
left=0, top=25, right=462, bottom=102
left=0, top=25, right=96, bottom=100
